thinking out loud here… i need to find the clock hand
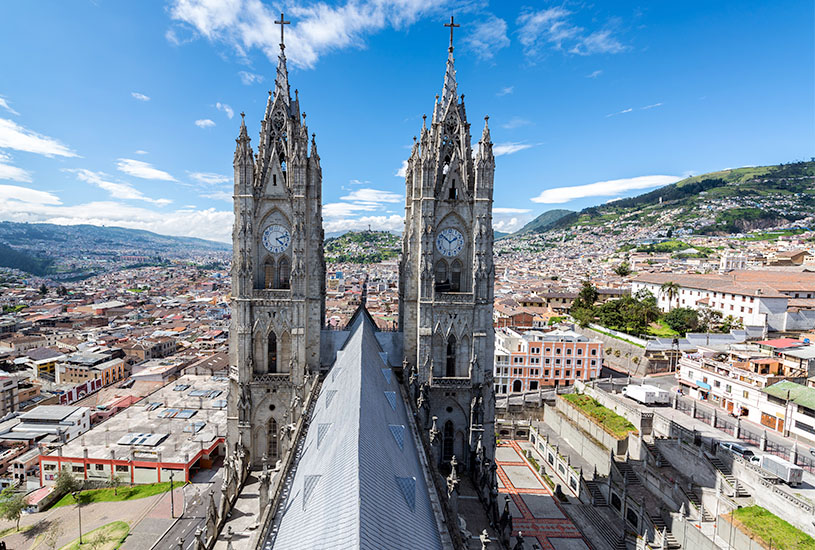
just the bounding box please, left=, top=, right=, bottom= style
left=277, top=236, right=284, bottom=245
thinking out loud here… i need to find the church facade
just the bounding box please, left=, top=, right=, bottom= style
left=223, top=17, right=499, bottom=549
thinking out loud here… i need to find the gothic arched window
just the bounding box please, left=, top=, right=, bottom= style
left=446, top=335, right=457, bottom=377
left=264, top=261, right=276, bottom=289
left=435, top=260, right=448, bottom=289
left=442, top=421, right=454, bottom=462
left=277, top=256, right=291, bottom=289
left=451, top=260, right=462, bottom=292
left=268, top=418, right=278, bottom=460
left=268, top=332, right=278, bottom=373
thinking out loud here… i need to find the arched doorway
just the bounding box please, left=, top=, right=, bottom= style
left=446, top=335, right=457, bottom=377
left=512, top=379, right=522, bottom=393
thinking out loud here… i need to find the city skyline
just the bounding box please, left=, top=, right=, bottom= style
left=0, top=0, right=812, bottom=243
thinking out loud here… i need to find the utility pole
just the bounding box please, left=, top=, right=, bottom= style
left=72, top=491, right=83, bottom=544
left=169, top=470, right=175, bottom=518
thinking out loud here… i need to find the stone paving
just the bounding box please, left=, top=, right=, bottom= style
left=496, top=440, right=591, bottom=550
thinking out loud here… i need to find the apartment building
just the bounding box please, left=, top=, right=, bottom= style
left=678, top=339, right=815, bottom=438
left=494, top=327, right=603, bottom=395
left=632, top=270, right=815, bottom=333
left=55, top=351, right=126, bottom=386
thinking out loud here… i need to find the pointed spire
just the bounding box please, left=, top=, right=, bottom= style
left=481, top=115, right=491, bottom=143
left=440, top=48, right=457, bottom=109
left=238, top=112, right=248, bottom=140
left=274, top=49, right=290, bottom=102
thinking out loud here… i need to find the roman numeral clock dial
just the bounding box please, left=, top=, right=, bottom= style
left=435, top=228, right=464, bottom=257
left=262, top=224, right=291, bottom=254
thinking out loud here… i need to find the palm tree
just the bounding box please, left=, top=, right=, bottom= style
left=660, top=281, right=680, bottom=312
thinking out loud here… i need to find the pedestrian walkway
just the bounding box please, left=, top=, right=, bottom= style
left=496, top=441, right=590, bottom=550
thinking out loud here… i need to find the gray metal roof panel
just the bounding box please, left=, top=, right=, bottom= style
left=270, top=312, right=442, bottom=550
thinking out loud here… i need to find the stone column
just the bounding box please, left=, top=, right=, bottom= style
left=760, top=430, right=767, bottom=452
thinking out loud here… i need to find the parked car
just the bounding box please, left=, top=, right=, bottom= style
left=720, top=441, right=760, bottom=463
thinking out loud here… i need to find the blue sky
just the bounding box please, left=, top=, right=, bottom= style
left=0, top=0, right=812, bottom=242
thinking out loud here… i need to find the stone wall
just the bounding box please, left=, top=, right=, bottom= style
left=666, top=513, right=719, bottom=550
left=577, top=381, right=653, bottom=438
left=544, top=404, right=612, bottom=476
left=574, top=326, right=649, bottom=376
left=716, top=514, right=773, bottom=550
left=555, top=396, right=631, bottom=456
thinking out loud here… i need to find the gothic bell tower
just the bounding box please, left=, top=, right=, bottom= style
left=399, top=18, right=496, bottom=469
left=228, top=16, right=325, bottom=468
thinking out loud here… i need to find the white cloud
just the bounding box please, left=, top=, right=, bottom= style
left=0, top=152, right=32, bottom=182
left=494, top=142, right=532, bottom=156
left=134, top=150, right=149, bottom=155
left=0, top=118, right=77, bottom=157
left=0, top=97, right=19, bottom=116
left=494, top=217, right=519, bottom=232
left=216, top=102, right=234, bottom=119
left=323, top=201, right=380, bottom=218
left=395, top=160, right=408, bottom=178
left=169, top=0, right=449, bottom=69
left=501, top=116, right=531, bottom=129
left=116, top=158, right=177, bottom=181
left=131, top=92, right=151, bottom=101
left=0, top=185, right=233, bottom=242
left=606, top=107, right=633, bottom=117
left=607, top=102, right=663, bottom=117
left=340, top=188, right=402, bottom=203
left=517, top=7, right=626, bottom=58
left=204, top=190, right=232, bottom=202
left=67, top=169, right=172, bottom=205
left=463, top=15, right=509, bottom=61
left=0, top=184, right=61, bottom=205
left=586, top=70, right=603, bottom=78
left=195, top=118, right=216, bottom=128
left=642, top=102, right=663, bottom=110
left=493, top=207, right=532, bottom=214
left=323, top=214, right=404, bottom=234
left=531, top=175, right=681, bottom=204
left=238, top=71, right=264, bottom=85
left=190, top=172, right=230, bottom=185
left=496, top=86, right=514, bottom=96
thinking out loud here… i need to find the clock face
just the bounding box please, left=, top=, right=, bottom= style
left=436, top=228, right=464, bottom=257
left=262, top=224, right=291, bottom=254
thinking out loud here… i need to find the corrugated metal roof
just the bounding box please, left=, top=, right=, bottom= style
left=268, top=310, right=443, bottom=550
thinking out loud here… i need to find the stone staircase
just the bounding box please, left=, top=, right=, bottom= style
left=616, top=460, right=641, bottom=487
left=684, top=488, right=713, bottom=521
left=649, top=513, right=681, bottom=549
left=578, top=504, right=626, bottom=550
left=585, top=480, right=607, bottom=506
left=644, top=441, right=670, bottom=468
left=708, top=455, right=751, bottom=497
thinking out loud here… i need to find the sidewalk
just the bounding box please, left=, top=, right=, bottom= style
left=496, top=441, right=590, bottom=550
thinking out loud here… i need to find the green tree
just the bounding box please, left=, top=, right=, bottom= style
left=55, top=469, right=79, bottom=496
left=659, top=281, right=680, bottom=311
left=0, top=485, right=27, bottom=530
left=698, top=307, right=723, bottom=332
left=663, top=307, right=699, bottom=335
left=38, top=283, right=48, bottom=296
left=576, top=280, right=599, bottom=308
left=613, top=262, right=632, bottom=277
left=108, top=474, right=122, bottom=496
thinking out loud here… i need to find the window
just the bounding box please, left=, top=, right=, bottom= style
left=264, top=262, right=275, bottom=289
left=566, top=359, right=572, bottom=366
left=435, top=261, right=448, bottom=286
left=590, top=349, right=597, bottom=356
left=555, top=358, right=561, bottom=365
left=512, top=380, right=523, bottom=393
left=714, top=380, right=720, bottom=388
left=725, top=384, right=731, bottom=393
left=530, top=357, right=540, bottom=365
left=576, top=359, right=582, bottom=366
left=448, top=186, right=457, bottom=200
left=513, top=356, right=524, bottom=364
left=529, top=381, right=539, bottom=391
left=555, top=348, right=562, bottom=355
left=576, top=371, right=581, bottom=378
left=565, top=370, right=571, bottom=378
left=742, top=390, right=749, bottom=399
left=269, top=418, right=278, bottom=459
left=577, top=348, right=583, bottom=356
left=95, top=464, right=104, bottom=471
left=800, top=406, right=815, bottom=419
left=545, top=358, right=551, bottom=365
left=451, top=260, right=462, bottom=292
left=72, top=465, right=84, bottom=473
left=115, top=465, right=129, bottom=473
left=566, top=349, right=572, bottom=355
left=555, top=370, right=560, bottom=377
left=277, top=256, right=290, bottom=289
left=544, top=370, right=550, bottom=377
left=590, top=360, right=596, bottom=366
left=446, top=335, right=457, bottom=377
left=267, top=332, right=278, bottom=374
left=545, top=348, right=551, bottom=354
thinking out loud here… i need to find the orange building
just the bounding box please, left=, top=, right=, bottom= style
left=493, top=327, right=603, bottom=395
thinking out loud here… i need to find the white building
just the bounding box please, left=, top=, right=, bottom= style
left=632, top=271, right=815, bottom=333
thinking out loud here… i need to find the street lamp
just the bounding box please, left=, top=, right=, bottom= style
left=72, top=491, right=82, bottom=544
left=169, top=470, right=175, bottom=518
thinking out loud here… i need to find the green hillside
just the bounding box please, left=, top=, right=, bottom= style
left=324, top=230, right=401, bottom=263
left=546, top=161, right=815, bottom=235
left=515, top=209, right=573, bottom=234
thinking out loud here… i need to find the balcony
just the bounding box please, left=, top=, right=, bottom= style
left=434, top=291, right=474, bottom=304
left=251, top=289, right=292, bottom=301
left=430, top=376, right=472, bottom=389
left=251, top=373, right=293, bottom=388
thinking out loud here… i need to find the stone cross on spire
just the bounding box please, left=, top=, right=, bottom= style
left=444, top=16, right=459, bottom=52
left=275, top=12, right=290, bottom=51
